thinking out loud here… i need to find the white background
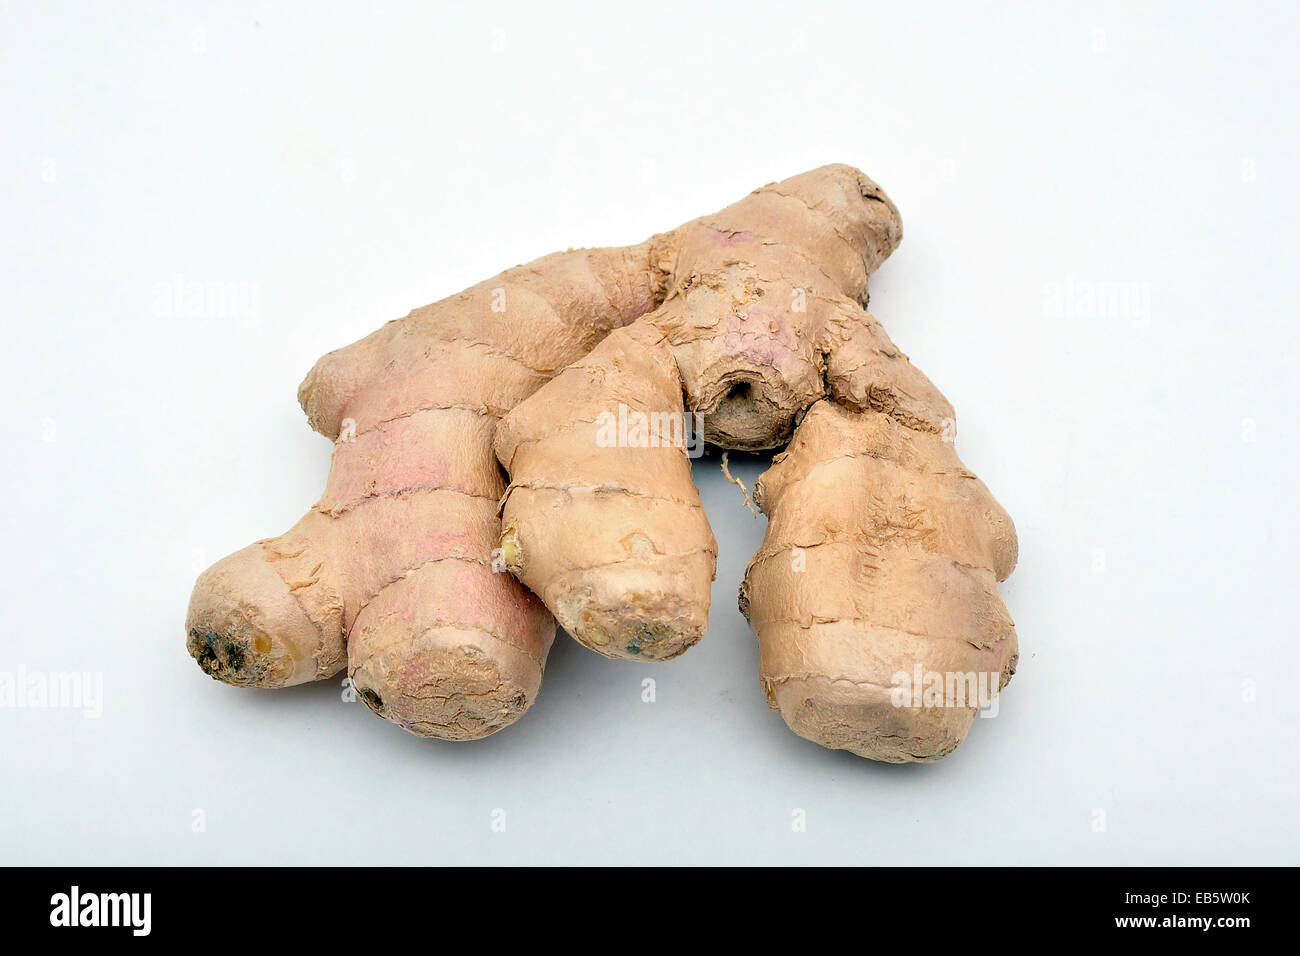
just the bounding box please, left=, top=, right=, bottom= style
left=2, top=0, right=1297, bottom=865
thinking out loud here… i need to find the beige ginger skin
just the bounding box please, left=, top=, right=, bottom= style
left=740, top=402, right=1018, bottom=762
left=497, top=164, right=1020, bottom=760
left=187, top=164, right=1020, bottom=761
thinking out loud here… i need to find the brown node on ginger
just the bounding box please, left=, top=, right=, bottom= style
left=695, top=373, right=800, bottom=450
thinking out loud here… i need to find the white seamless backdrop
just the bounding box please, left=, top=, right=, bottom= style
left=1, top=0, right=1296, bottom=864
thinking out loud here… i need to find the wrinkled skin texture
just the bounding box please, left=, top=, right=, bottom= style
left=497, top=164, right=1020, bottom=760
left=740, top=402, right=1018, bottom=762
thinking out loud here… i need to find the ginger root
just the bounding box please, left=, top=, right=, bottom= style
left=187, top=163, right=1021, bottom=761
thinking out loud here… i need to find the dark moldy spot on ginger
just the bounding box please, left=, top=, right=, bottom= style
left=188, top=627, right=267, bottom=685
left=357, top=686, right=385, bottom=714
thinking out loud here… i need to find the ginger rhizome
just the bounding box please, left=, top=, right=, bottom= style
left=187, top=164, right=1021, bottom=762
